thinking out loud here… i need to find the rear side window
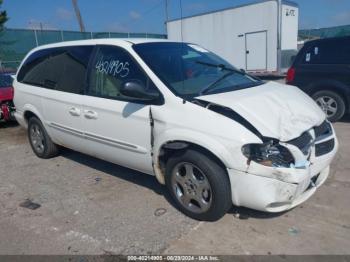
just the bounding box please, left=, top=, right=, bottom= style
left=302, top=38, right=350, bottom=65
left=88, top=45, right=156, bottom=101
left=18, top=46, right=93, bottom=94
left=57, top=47, right=93, bottom=93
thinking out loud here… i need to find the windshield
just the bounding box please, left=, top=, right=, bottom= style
left=133, top=42, right=263, bottom=98
left=0, top=74, right=13, bottom=88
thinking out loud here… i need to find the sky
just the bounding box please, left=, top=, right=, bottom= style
left=2, top=0, right=350, bottom=34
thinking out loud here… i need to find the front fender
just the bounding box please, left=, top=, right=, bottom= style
left=152, top=128, right=246, bottom=184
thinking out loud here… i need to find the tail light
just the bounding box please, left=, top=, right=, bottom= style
left=286, top=67, right=295, bottom=84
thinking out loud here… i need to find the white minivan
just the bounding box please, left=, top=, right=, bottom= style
left=14, top=39, right=338, bottom=221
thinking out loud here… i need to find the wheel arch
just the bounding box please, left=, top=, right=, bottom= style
left=23, top=104, right=45, bottom=124
left=307, top=80, right=350, bottom=111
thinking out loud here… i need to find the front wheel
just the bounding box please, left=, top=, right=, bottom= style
left=312, top=90, right=346, bottom=122
left=165, top=148, right=232, bottom=221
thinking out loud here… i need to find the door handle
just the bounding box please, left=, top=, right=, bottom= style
left=84, top=110, right=98, bottom=119
left=68, top=107, right=81, bottom=116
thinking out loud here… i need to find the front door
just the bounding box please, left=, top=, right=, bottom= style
left=82, top=45, right=158, bottom=174
left=245, top=31, right=267, bottom=71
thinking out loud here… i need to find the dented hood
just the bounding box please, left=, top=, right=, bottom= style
left=198, top=81, right=325, bottom=141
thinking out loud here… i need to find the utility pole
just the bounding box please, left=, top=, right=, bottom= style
left=164, top=0, right=169, bottom=34
left=72, top=0, right=86, bottom=32
left=165, top=0, right=169, bottom=22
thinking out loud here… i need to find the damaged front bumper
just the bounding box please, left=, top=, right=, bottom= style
left=228, top=125, right=338, bottom=213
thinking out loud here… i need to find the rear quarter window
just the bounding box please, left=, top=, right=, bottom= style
left=17, top=46, right=93, bottom=94
left=302, top=38, right=350, bottom=65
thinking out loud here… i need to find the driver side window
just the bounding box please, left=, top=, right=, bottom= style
left=88, top=45, right=152, bottom=100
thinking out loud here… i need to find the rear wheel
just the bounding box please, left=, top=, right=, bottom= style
left=28, top=117, right=59, bottom=158
left=312, top=90, right=346, bottom=122
left=165, top=148, right=231, bottom=221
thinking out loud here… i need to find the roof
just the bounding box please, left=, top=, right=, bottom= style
left=167, top=0, right=298, bottom=23
left=126, top=38, right=170, bottom=44
left=29, top=38, right=172, bottom=51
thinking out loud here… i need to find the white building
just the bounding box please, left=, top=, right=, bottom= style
left=167, top=0, right=299, bottom=75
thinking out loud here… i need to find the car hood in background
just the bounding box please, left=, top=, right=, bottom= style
left=198, top=81, right=325, bottom=141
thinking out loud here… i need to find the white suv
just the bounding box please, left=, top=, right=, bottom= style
left=14, top=39, right=338, bottom=221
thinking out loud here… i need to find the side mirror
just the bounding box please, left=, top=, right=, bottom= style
left=120, top=80, right=160, bottom=101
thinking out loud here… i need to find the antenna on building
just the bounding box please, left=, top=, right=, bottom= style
left=72, top=0, right=86, bottom=32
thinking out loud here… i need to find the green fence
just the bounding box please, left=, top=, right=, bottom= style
left=0, top=28, right=166, bottom=72
left=299, top=25, right=350, bottom=41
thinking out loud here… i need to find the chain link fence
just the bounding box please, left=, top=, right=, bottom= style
left=298, top=25, right=350, bottom=41
left=0, top=28, right=167, bottom=72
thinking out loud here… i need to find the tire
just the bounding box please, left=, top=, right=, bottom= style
left=165, top=148, right=232, bottom=221
left=28, top=117, right=59, bottom=158
left=312, top=90, right=346, bottom=122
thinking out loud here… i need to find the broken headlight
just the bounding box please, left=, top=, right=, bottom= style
left=241, top=141, right=294, bottom=168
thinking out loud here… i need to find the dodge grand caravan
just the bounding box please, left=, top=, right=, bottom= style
left=14, top=39, right=338, bottom=221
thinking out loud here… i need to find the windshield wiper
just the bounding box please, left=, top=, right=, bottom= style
left=195, top=61, right=246, bottom=75
left=195, top=61, right=263, bottom=96
left=199, top=71, right=236, bottom=96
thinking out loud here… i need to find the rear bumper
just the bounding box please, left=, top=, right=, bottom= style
left=14, top=111, right=26, bottom=127
left=227, top=133, right=338, bottom=213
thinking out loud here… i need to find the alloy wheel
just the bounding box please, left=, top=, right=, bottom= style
left=29, top=123, right=45, bottom=154
left=316, top=96, right=338, bottom=118
left=171, top=162, right=212, bottom=214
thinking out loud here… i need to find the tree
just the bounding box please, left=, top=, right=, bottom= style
left=0, top=0, right=8, bottom=31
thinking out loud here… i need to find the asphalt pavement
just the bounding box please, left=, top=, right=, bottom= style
left=0, top=116, right=349, bottom=255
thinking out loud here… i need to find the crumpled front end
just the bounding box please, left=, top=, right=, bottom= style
left=228, top=120, right=338, bottom=212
